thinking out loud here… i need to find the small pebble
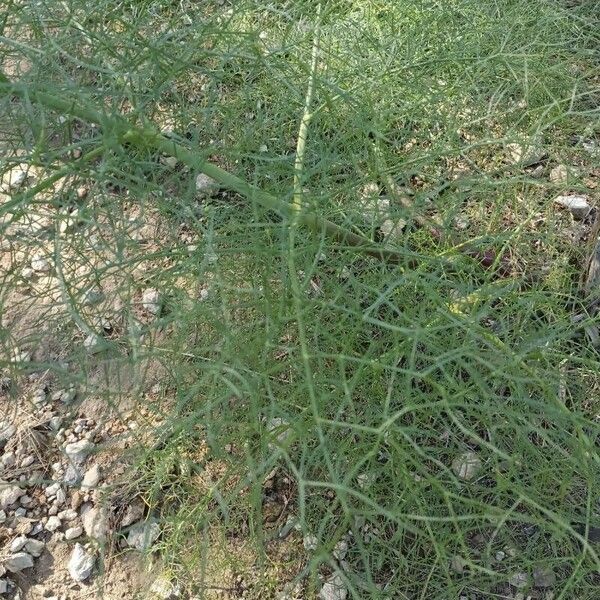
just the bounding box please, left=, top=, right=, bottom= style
left=195, top=173, right=219, bottom=197
left=64, top=526, right=83, bottom=541
left=452, top=451, right=482, bottom=481
left=31, top=253, right=51, bottom=273
left=9, top=536, right=27, bottom=552
left=20, top=456, right=35, bottom=468
left=45, top=516, right=61, bottom=532
left=24, top=538, right=45, bottom=557
left=554, top=194, right=591, bottom=220
left=4, top=552, right=34, bottom=572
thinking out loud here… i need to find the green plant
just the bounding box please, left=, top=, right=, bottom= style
left=2, top=0, right=600, bottom=598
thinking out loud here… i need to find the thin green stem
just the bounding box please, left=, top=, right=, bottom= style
left=0, top=73, right=409, bottom=265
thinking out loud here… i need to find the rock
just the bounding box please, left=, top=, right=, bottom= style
left=82, top=506, right=109, bottom=541
left=195, top=173, right=219, bottom=197
left=550, top=164, right=569, bottom=184
left=63, top=464, right=82, bottom=486
left=64, top=526, right=83, bottom=540
left=450, top=555, right=466, bottom=574
left=68, top=543, right=95, bottom=582
left=30, top=253, right=51, bottom=273
left=55, top=487, right=67, bottom=505
left=452, top=451, right=481, bottom=481
left=582, top=139, right=600, bottom=157
left=3, top=552, right=34, bottom=572
left=64, top=439, right=94, bottom=463
left=0, top=510, right=6, bottom=523
left=52, top=387, right=76, bottom=404
left=120, top=498, right=145, bottom=528
left=81, top=465, right=101, bottom=490
left=126, top=520, right=160, bottom=551
left=333, top=538, right=348, bottom=561
left=554, top=194, right=591, bottom=220
left=0, top=484, right=25, bottom=508
left=533, top=566, right=556, bottom=588
left=1, top=453, right=15, bottom=468
left=19, top=494, right=32, bottom=507
left=21, top=266, right=35, bottom=280
left=9, top=536, right=27, bottom=552
left=507, top=142, right=546, bottom=166
left=0, top=422, right=16, bottom=445
left=266, top=417, right=291, bottom=447
left=303, top=535, right=318, bottom=551
left=70, top=491, right=84, bottom=511
left=142, top=288, right=161, bottom=315
left=379, top=218, right=406, bottom=242
left=82, top=288, right=105, bottom=307
left=150, top=576, right=181, bottom=599
left=20, top=456, right=34, bottom=468
left=509, top=572, right=530, bottom=589
left=1, top=167, right=27, bottom=192
left=10, top=348, right=30, bottom=364
left=0, top=579, right=7, bottom=594
left=319, top=573, right=347, bottom=600
left=83, top=333, right=104, bottom=354
left=45, top=516, right=61, bottom=532
left=45, top=482, right=61, bottom=497
left=58, top=508, right=78, bottom=521
left=31, top=388, right=47, bottom=406
left=495, top=550, right=506, bottom=562
left=24, top=538, right=45, bottom=557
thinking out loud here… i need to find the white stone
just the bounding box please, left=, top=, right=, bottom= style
left=9, top=536, right=27, bottom=552
left=3, top=552, right=34, bottom=572
left=126, top=520, right=160, bottom=551
left=30, top=253, right=51, bottom=273
left=452, top=452, right=481, bottom=481
left=68, top=543, right=95, bottom=582
left=82, top=288, right=105, bottom=307
left=58, top=509, right=78, bottom=521
left=55, top=487, right=67, bottom=505
left=45, top=482, right=61, bottom=497
left=120, top=499, right=145, bottom=528
left=82, top=506, right=109, bottom=541
left=1, top=167, right=27, bottom=192
left=81, top=464, right=101, bottom=490
left=554, top=195, right=591, bottom=220
left=509, top=572, right=529, bottom=589
left=83, top=333, right=104, bottom=354
left=319, top=573, right=347, bottom=600
left=45, top=516, right=61, bottom=532
left=24, top=538, right=44, bottom=557
left=63, top=464, right=82, bottom=486
left=0, top=484, right=25, bottom=508
left=303, top=535, right=318, bottom=551
left=266, top=417, right=291, bottom=448
left=195, top=173, right=219, bottom=197
left=380, top=218, right=406, bottom=242
left=142, top=288, right=161, bottom=315
left=20, top=456, right=34, bottom=468
left=64, top=526, right=83, bottom=540
left=1, top=453, right=15, bottom=468
left=550, top=164, right=569, bottom=184
left=150, top=577, right=181, bottom=599
left=64, top=439, right=94, bottom=462
left=0, top=579, right=7, bottom=594
left=0, top=422, right=16, bottom=444
left=31, top=388, right=47, bottom=406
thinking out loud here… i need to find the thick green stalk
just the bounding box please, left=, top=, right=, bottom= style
left=0, top=75, right=410, bottom=265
